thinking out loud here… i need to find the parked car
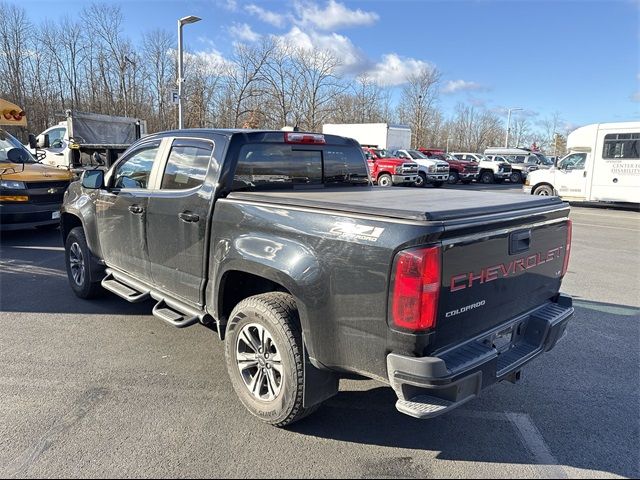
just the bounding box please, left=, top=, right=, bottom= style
left=524, top=122, right=640, bottom=203
left=0, top=128, right=74, bottom=230
left=61, top=128, right=574, bottom=427
left=451, top=152, right=512, bottom=184
left=394, top=149, right=449, bottom=187
left=362, top=147, right=418, bottom=186
left=419, top=148, right=478, bottom=184
left=485, top=147, right=554, bottom=184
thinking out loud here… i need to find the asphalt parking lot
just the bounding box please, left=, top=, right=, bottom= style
left=0, top=184, right=638, bottom=479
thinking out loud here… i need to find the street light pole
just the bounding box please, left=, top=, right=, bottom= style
left=177, top=15, right=201, bottom=129
left=504, top=107, right=523, bottom=147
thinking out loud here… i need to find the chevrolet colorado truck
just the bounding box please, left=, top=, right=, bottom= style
left=61, top=129, right=574, bottom=427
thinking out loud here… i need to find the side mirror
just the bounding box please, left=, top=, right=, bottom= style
left=81, top=169, right=104, bottom=189
left=28, top=133, right=37, bottom=149
left=6, top=147, right=30, bottom=163
left=36, top=134, right=50, bottom=149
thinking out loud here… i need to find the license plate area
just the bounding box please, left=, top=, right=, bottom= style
left=482, top=320, right=527, bottom=354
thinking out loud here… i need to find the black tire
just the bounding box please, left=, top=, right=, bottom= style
left=533, top=184, right=554, bottom=196
left=510, top=171, right=522, bottom=184
left=414, top=172, right=427, bottom=188
left=377, top=173, right=392, bottom=187
left=480, top=171, right=495, bottom=184
left=225, top=292, right=319, bottom=427
left=447, top=171, right=460, bottom=185
left=64, top=227, right=103, bottom=299
left=432, top=181, right=444, bottom=188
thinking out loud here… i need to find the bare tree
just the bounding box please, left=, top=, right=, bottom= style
left=398, top=66, right=441, bottom=147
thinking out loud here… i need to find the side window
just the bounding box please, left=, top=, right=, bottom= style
left=161, top=139, right=213, bottom=190
left=114, top=145, right=160, bottom=189
left=47, top=128, right=66, bottom=149
left=603, top=133, right=640, bottom=159
left=558, top=153, right=587, bottom=170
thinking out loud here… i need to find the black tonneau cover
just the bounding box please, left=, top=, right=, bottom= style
left=227, top=187, right=564, bottom=221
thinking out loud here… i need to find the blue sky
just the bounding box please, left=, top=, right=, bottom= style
left=23, top=0, right=640, bottom=130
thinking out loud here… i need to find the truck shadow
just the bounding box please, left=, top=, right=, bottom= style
left=289, top=300, right=639, bottom=478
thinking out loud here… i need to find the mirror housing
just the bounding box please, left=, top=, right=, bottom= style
left=81, top=169, right=104, bottom=189
left=6, top=147, right=30, bottom=163
left=36, top=133, right=50, bottom=149
left=28, top=133, right=37, bottom=149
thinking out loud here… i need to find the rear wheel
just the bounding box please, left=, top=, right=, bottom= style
left=225, top=292, right=319, bottom=427
left=65, top=227, right=103, bottom=299
left=533, top=185, right=554, bottom=196
left=510, top=171, right=522, bottom=184
left=377, top=174, right=392, bottom=187
left=414, top=172, right=427, bottom=188
left=480, top=171, right=495, bottom=184
left=447, top=171, right=460, bottom=185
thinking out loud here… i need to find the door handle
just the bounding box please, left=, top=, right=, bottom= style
left=128, top=205, right=144, bottom=215
left=179, top=211, right=200, bottom=223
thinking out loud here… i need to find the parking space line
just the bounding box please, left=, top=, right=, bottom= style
left=506, top=412, right=567, bottom=479
left=572, top=222, right=639, bottom=232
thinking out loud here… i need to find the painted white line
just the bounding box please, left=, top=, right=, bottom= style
left=11, top=246, right=65, bottom=252
left=506, top=412, right=568, bottom=479
left=572, top=222, right=639, bottom=232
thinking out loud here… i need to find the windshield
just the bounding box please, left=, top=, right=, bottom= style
left=372, top=148, right=395, bottom=159
left=407, top=150, right=428, bottom=159
left=0, top=130, right=36, bottom=163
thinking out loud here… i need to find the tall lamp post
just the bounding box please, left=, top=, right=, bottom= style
left=177, top=15, right=201, bottom=129
left=504, top=107, right=523, bottom=147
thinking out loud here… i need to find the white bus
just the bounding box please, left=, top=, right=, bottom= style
left=524, top=122, right=640, bottom=204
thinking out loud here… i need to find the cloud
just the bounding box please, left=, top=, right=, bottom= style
left=217, top=0, right=238, bottom=11
left=442, top=79, right=488, bottom=94
left=363, top=54, right=435, bottom=87
left=245, top=4, right=288, bottom=28
left=294, top=0, right=379, bottom=31
left=229, top=23, right=261, bottom=42
left=273, top=26, right=367, bottom=73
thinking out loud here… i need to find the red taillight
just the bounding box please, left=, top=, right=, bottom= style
left=391, top=246, right=441, bottom=332
left=561, top=219, right=572, bottom=276
left=284, top=132, right=326, bottom=144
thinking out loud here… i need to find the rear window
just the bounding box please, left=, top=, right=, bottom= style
left=234, top=144, right=369, bottom=190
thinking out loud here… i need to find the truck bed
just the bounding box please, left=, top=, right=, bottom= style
left=228, top=187, right=565, bottom=222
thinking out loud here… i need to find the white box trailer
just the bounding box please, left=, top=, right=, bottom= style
left=524, top=122, right=640, bottom=204
left=322, top=123, right=411, bottom=151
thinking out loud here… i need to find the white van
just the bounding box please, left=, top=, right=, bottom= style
left=523, top=122, right=640, bottom=204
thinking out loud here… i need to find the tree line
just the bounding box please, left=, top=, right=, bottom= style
left=0, top=2, right=568, bottom=154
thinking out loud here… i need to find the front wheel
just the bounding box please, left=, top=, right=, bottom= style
left=414, top=172, right=427, bottom=188
left=480, top=171, right=495, bottom=184
left=65, top=227, right=103, bottom=299
left=533, top=185, right=554, bottom=196
left=225, top=292, right=319, bottom=427
left=377, top=174, right=392, bottom=187
left=447, top=171, right=460, bottom=184
left=510, top=171, right=522, bottom=184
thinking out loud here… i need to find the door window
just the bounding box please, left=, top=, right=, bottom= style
left=47, top=128, right=66, bottom=149
left=113, top=145, right=160, bottom=189
left=557, top=153, right=586, bottom=170
left=161, top=139, right=213, bottom=190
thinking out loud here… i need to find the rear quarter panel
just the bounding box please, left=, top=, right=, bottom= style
left=208, top=198, right=443, bottom=380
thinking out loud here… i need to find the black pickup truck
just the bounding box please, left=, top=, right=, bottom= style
left=61, top=129, right=574, bottom=427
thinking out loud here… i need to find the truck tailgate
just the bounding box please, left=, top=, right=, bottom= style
left=435, top=218, right=570, bottom=351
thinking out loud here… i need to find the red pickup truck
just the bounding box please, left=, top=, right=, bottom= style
left=362, top=147, right=418, bottom=187
left=419, top=148, right=478, bottom=185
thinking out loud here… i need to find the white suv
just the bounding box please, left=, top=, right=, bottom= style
left=450, top=153, right=512, bottom=184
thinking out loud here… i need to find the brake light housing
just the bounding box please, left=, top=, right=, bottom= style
left=284, top=132, right=326, bottom=144
left=561, top=219, right=572, bottom=277
left=390, top=245, right=441, bottom=332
